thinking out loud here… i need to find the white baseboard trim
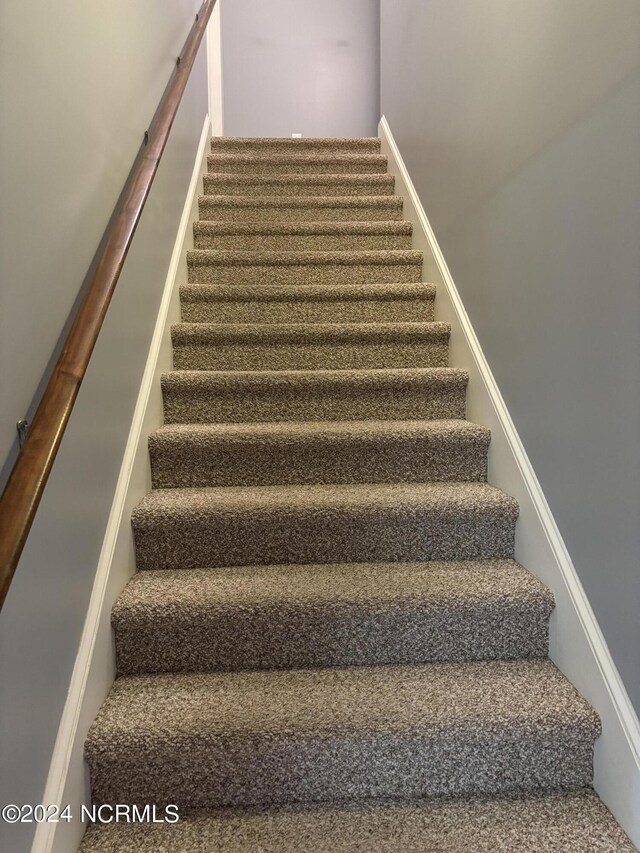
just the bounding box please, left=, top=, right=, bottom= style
left=378, top=115, right=640, bottom=845
left=206, top=3, right=224, bottom=136
left=32, top=114, right=212, bottom=853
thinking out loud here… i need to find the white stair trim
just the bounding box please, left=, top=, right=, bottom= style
left=32, top=115, right=212, bottom=853
left=379, top=114, right=640, bottom=846
left=206, top=2, right=224, bottom=137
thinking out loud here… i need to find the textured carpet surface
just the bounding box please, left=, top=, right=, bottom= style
left=171, top=320, right=450, bottom=370
left=131, top=481, right=519, bottom=570
left=209, top=136, right=382, bottom=154
left=186, top=248, right=424, bottom=285
left=161, top=366, right=469, bottom=423
left=199, top=195, right=404, bottom=223
left=113, top=560, right=552, bottom=674
left=85, top=659, right=598, bottom=809
left=81, top=136, right=632, bottom=850
left=207, top=152, right=389, bottom=175
left=203, top=172, right=395, bottom=196
left=148, top=419, right=489, bottom=487
left=79, top=791, right=636, bottom=852
left=193, top=220, right=413, bottom=250
left=179, top=280, right=434, bottom=323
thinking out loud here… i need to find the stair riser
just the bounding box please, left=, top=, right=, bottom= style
left=211, top=140, right=381, bottom=155
left=193, top=232, right=412, bottom=251
left=199, top=200, right=403, bottom=223
left=171, top=339, right=449, bottom=371
left=180, top=297, right=434, bottom=324
left=88, top=725, right=594, bottom=810
left=207, top=156, right=388, bottom=175
left=132, top=505, right=516, bottom=571
left=115, top=603, right=549, bottom=675
left=203, top=176, right=395, bottom=197
left=187, top=262, right=423, bottom=286
left=149, top=432, right=488, bottom=488
left=162, top=376, right=467, bottom=424
left=77, top=791, right=636, bottom=852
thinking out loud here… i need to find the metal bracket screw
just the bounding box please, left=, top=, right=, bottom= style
left=16, top=419, right=29, bottom=449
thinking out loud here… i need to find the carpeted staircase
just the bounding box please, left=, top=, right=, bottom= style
left=80, top=137, right=634, bottom=851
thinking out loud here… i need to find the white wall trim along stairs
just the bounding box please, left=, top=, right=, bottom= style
left=206, top=5, right=224, bottom=137
left=378, top=114, right=640, bottom=846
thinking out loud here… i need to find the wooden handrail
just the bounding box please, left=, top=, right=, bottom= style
left=0, top=0, right=217, bottom=609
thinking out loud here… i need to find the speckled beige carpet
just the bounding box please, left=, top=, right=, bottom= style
left=80, top=137, right=635, bottom=851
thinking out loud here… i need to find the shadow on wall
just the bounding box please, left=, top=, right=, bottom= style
left=439, top=67, right=640, bottom=237
left=385, top=0, right=639, bottom=234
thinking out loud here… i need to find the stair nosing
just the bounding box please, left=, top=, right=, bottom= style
left=207, top=153, right=388, bottom=163
left=192, top=220, right=413, bottom=235
left=114, top=559, right=553, bottom=615
left=198, top=194, right=403, bottom=206
left=132, top=481, right=519, bottom=521
left=77, top=791, right=634, bottom=853
left=186, top=249, right=423, bottom=266
left=171, top=321, right=450, bottom=345
left=179, top=281, right=435, bottom=303
left=150, top=418, right=488, bottom=438
left=161, top=366, right=469, bottom=390
left=86, top=658, right=600, bottom=741
left=204, top=173, right=394, bottom=183
left=210, top=136, right=381, bottom=145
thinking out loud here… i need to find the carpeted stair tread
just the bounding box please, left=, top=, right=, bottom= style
left=171, top=320, right=449, bottom=339
left=148, top=419, right=489, bottom=487
left=210, top=136, right=382, bottom=154
left=207, top=152, right=388, bottom=175
left=171, top=321, right=450, bottom=371
left=113, top=560, right=553, bottom=674
left=180, top=280, right=431, bottom=301
left=77, top=790, right=637, bottom=852
left=186, top=249, right=423, bottom=286
left=199, top=195, right=404, bottom=222
left=194, top=221, right=412, bottom=236
left=179, top=281, right=435, bottom=323
left=192, top=220, right=412, bottom=250
left=85, top=659, right=599, bottom=809
left=203, top=173, right=395, bottom=197
left=131, top=481, right=518, bottom=570
left=161, top=366, right=469, bottom=423
left=187, top=248, right=422, bottom=267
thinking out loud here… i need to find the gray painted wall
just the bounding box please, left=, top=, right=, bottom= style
left=381, top=0, right=640, bottom=711
left=221, top=0, right=380, bottom=137
left=0, top=0, right=203, bottom=486
left=0, top=3, right=207, bottom=850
